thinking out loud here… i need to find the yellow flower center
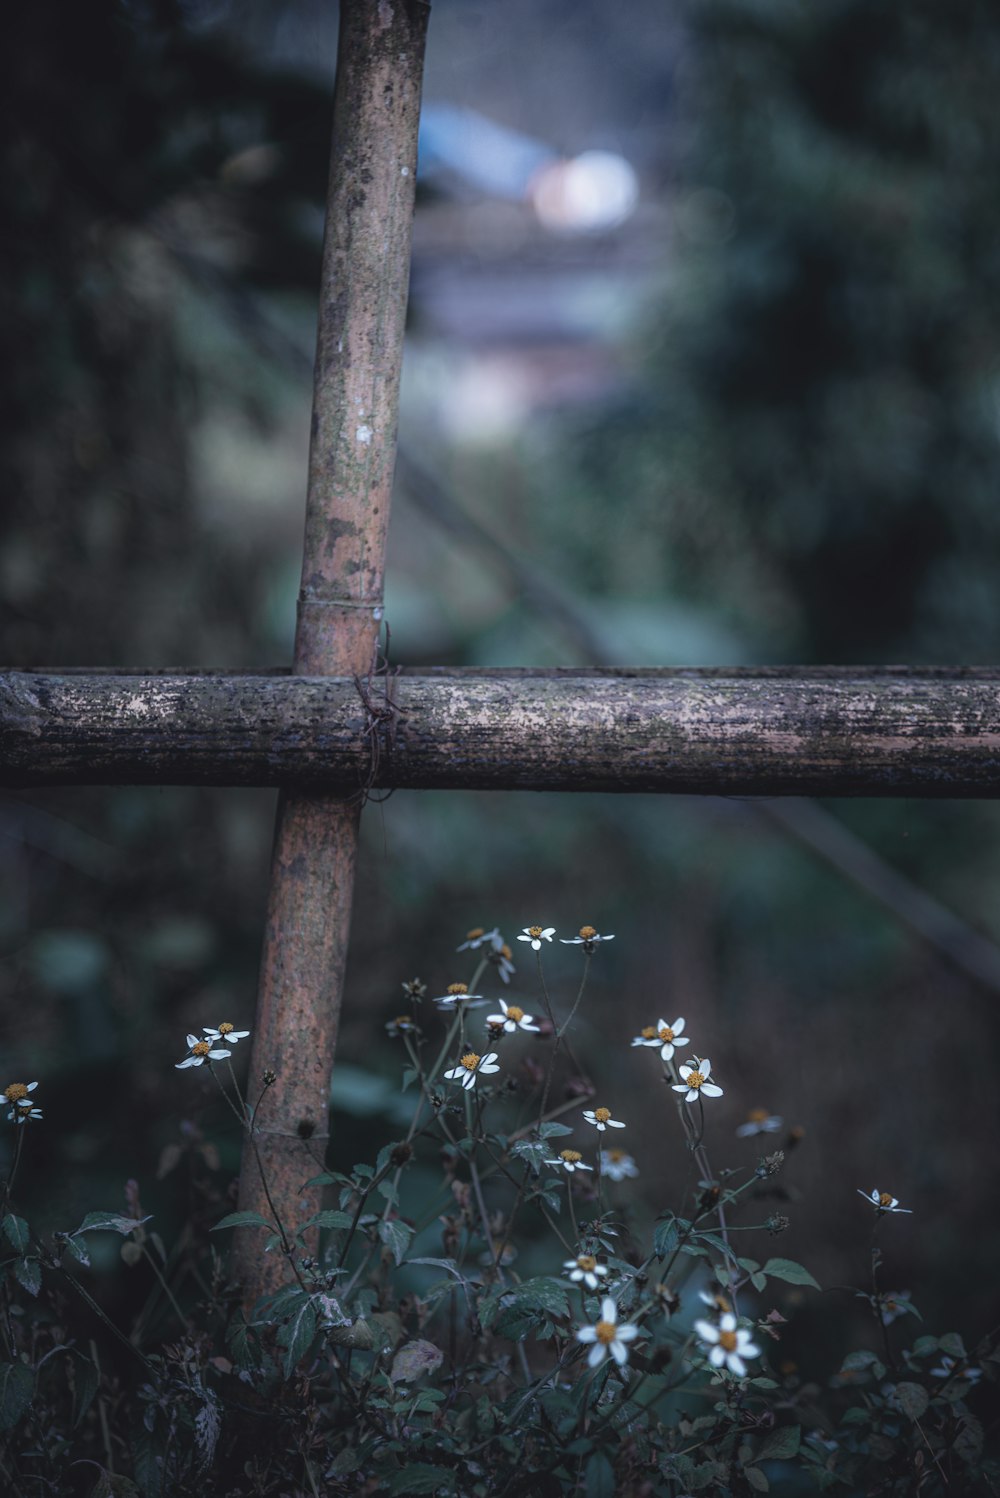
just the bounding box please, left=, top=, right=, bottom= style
left=560, top=1150, right=582, bottom=1164
left=394, top=1015, right=412, bottom=1027
left=748, top=1108, right=769, bottom=1123
left=499, top=944, right=512, bottom=959
left=719, top=1330, right=738, bottom=1353
left=192, top=1041, right=211, bottom=1057
left=577, top=1255, right=597, bottom=1272
left=641, top=1026, right=657, bottom=1040
left=579, top=925, right=597, bottom=940
left=606, top=1149, right=626, bottom=1164
left=659, top=1025, right=675, bottom=1042
left=447, top=983, right=468, bottom=996
left=217, top=1022, right=234, bottom=1035
left=461, top=1052, right=480, bottom=1072
left=4, top=1084, right=28, bottom=1103
left=505, top=1005, right=524, bottom=1022
left=595, top=1320, right=616, bottom=1345
left=594, top=1107, right=611, bottom=1124
left=527, top=926, right=543, bottom=939
left=878, top=1192, right=893, bottom=1208
left=686, top=1071, right=705, bottom=1090
left=466, top=928, right=484, bottom=940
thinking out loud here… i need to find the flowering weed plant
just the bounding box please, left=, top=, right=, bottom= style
left=0, top=929, right=995, bottom=1495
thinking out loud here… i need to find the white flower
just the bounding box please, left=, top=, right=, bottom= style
left=736, top=1109, right=783, bottom=1138
left=443, top=1051, right=500, bottom=1090
left=600, top=1148, right=639, bottom=1181
left=857, top=1188, right=912, bottom=1215
left=545, top=1148, right=593, bottom=1174
left=564, top=1254, right=609, bottom=1291
left=930, top=1355, right=981, bottom=1384
left=385, top=1014, right=419, bottom=1038
left=699, top=1286, right=734, bottom=1315
left=517, top=926, right=556, bottom=950
left=672, top=1058, right=724, bottom=1103
left=650, top=1016, right=689, bottom=1061
left=2, top=1082, right=40, bottom=1123
left=576, top=1297, right=639, bottom=1368
left=877, top=1290, right=913, bottom=1326
left=694, top=1312, right=761, bottom=1377
left=485, top=999, right=540, bottom=1034
left=456, top=926, right=501, bottom=952
left=488, top=942, right=516, bottom=984
left=433, top=983, right=488, bottom=1011
left=583, top=1107, right=626, bottom=1133
left=560, top=926, right=614, bottom=952
left=176, top=1034, right=231, bottom=1069
left=203, top=1023, right=250, bottom=1046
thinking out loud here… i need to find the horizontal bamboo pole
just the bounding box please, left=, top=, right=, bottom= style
left=4, top=667, right=1000, bottom=796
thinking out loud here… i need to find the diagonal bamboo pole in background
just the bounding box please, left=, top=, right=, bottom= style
left=231, top=0, right=429, bottom=1303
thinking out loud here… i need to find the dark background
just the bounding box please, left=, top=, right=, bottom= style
left=2, top=0, right=1000, bottom=1378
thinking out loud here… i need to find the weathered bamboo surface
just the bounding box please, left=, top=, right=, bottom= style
left=4, top=667, right=1000, bottom=796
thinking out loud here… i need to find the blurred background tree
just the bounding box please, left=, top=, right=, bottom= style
left=2, top=0, right=999, bottom=1374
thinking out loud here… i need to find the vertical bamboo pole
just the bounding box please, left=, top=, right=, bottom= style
left=234, top=0, right=429, bottom=1303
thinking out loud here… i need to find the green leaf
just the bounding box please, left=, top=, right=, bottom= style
left=71, top=1354, right=99, bottom=1428
left=538, top=1121, right=574, bottom=1139
left=75, top=1212, right=151, bottom=1237
left=390, top=1340, right=444, bottom=1383
left=938, top=1332, right=966, bottom=1359
left=751, top=1272, right=767, bottom=1292
left=131, top=1430, right=165, bottom=1498
left=653, top=1216, right=681, bottom=1257
left=481, top=1277, right=571, bottom=1338
left=911, top=1335, right=940, bottom=1358
left=13, top=1257, right=41, bottom=1296
left=757, top=1423, right=801, bottom=1461
left=210, top=1210, right=272, bottom=1233
left=63, top=1235, right=91, bottom=1268
left=695, top=1229, right=737, bottom=1259
left=2, top=1216, right=30, bottom=1253
left=0, top=1362, right=33, bottom=1432
left=894, top=1381, right=929, bottom=1421
left=841, top=1349, right=881, bottom=1373
left=744, top=1467, right=769, bottom=1492
left=511, top=1139, right=549, bottom=1174
left=382, top=1464, right=456, bottom=1494
left=409, top=1257, right=464, bottom=1279
left=275, top=1294, right=317, bottom=1378
left=762, top=1257, right=820, bottom=1290
left=953, top=1414, right=984, bottom=1464
left=688, top=1460, right=726, bottom=1491
left=585, top=1451, right=616, bottom=1498
left=378, top=1219, right=413, bottom=1267
left=306, top=1210, right=355, bottom=1231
